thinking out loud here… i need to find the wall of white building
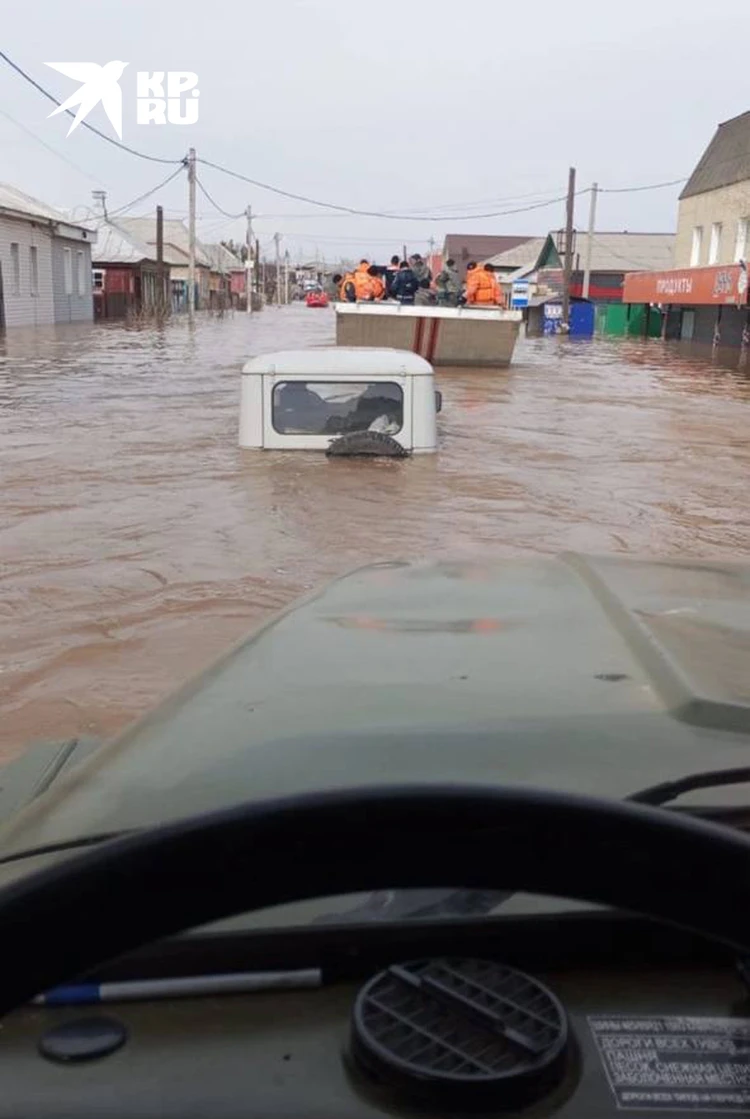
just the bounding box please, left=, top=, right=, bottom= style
left=0, top=214, right=54, bottom=328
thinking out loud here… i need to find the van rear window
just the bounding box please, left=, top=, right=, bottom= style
left=272, top=381, right=403, bottom=436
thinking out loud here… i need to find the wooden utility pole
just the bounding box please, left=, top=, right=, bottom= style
left=561, top=166, right=576, bottom=329
left=187, top=147, right=196, bottom=317
left=245, top=205, right=254, bottom=314
left=402, top=242, right=408, bottom=262
left=581, top=182, right=598, bottom=301
left=274, top=232, right=282, bottom=307
left=255, top=238, right=260, bottom=300
left=284, top=249, right=290, bottom=304
left=156, top=204, right=165, bottom=313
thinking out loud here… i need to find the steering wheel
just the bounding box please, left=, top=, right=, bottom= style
left=1, top=784, right=750, bottom=1016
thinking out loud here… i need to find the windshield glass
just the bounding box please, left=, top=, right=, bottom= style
left=3, top=14, right=750, bottom=941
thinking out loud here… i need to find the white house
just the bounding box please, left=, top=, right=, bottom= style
left=0, top=183, right=94, bottom=329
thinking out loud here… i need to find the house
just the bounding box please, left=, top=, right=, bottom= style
left=91, top=219, right=168, bottom=320
left=441, top=234, right=536, bottom=279
left=675, top=110, right=750, bottom=268
left=118, top=216, right=212, bottom=309
left=0, top=182, right=93, bottom=329
left=623, top=110, right=750, bottom=347
left=203, top=243, right=245, bottom=308
left=488, top=231, right=674, bottom=304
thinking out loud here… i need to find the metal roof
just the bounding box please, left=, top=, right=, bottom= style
left=491, top=232, right=674, bottom=274
left=91, top=219, right=156, bottom=265
left=680, top=111, right=750, bottom=200
left=242, top=347, right=435, bottom=377
left=485, top=236, right=547, bottom=272
left=442, top=234, right=536, bottom=278
left=204, top=243, right=245, bottom=272
left=570, top=232, right=675, bottom=272
left=118, top=216, right=212, bottom=267
left=0, top=182, right=90, bottom=231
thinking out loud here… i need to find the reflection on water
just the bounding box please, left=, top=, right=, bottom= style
left=2, top=308, right=750, bottom=757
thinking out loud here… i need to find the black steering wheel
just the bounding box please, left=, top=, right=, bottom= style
left=2, top=784, right=750, bottom=1016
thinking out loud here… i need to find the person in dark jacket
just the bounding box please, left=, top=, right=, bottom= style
left=385, top=255, right=400, bottom=298
left=414, top=278, right=435, bottom=306
left=391, top=260, right=420, bottom=304
left=410, top=253, right=432, bottom=286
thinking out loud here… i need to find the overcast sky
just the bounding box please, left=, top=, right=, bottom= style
left=2, top=0, right=749, bottom=264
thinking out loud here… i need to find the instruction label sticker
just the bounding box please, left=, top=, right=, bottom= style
left=589, top=1017, right=750, bottom=1112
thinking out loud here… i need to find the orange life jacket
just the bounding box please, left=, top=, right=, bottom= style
left=369, top=275, right=385, bottom=301
left=468, top=268, right=500, bottom=304
left=353, top=264, right=373, bottom=300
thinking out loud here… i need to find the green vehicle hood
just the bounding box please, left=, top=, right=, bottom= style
left=1, top=553, right=749, bottom=863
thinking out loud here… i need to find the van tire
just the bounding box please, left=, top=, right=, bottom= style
left=326, top=431, right=410, bottom=458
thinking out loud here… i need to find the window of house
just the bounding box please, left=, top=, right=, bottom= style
left=29, top=246, right=39, bottom=296
left=10, top=243, right=20, bottom=295
left=272, top=381, right=404, bottom=436
left=76, top=251, right=86, bottom=295
left=63, top=248, right=73, bottom=295
left=690, top=226, right=703, bottom=266
left=734, top=219, right=749, bottom=263
left=92, top=270, right=104, bottom=290
left=708, top=222, right=722, bottom=265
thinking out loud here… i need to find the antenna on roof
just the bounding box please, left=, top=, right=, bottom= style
left=92, top=189, right=107, bottom=219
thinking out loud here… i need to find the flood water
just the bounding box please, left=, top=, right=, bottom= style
left=2, top=305, right=750, bottom=759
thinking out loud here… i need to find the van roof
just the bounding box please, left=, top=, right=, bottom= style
left=241, top=347, right=434, bottom=377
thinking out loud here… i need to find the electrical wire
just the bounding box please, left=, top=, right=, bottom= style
left=106, top=164, right=186, bottom=219
left=1, top=51, right=688, bottom=219
left=194, top=176, right=245, bottom=220
left=0, top=50, right=184, bottom=165
left=0, top=105, right=107, bottom=186
left=198, top=156, right=574, bottom=221
left=599, top=177, right=686, bottom=194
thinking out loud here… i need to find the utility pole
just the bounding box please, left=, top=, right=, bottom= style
left=245, top=205, right=254, bottom=314
left=274, top=232, right=282, bottom=307
left=255, top=238, right=260, bottom=302
left=402, top=242, right=408, bottom=262
left=284, top=249, right=290, bottom=304
left=581, top=182, right=598, bottom=301
left=156, top=204, right=165, bottom=313
left=187, top=147, right=196, bottom=317
left=92, top=189, right=107, bottom=219
left=428, top=236, right=435, bottom=262
left=561, top=166, right=576, bottom=330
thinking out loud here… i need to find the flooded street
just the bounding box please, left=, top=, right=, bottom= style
left=2, top=305, right=750, bottom=758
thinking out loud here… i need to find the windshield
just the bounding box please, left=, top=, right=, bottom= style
left=2, top=10, right=750, bottom=941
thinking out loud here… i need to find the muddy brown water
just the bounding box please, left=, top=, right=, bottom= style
left=2, top=305, right=750, bottom=759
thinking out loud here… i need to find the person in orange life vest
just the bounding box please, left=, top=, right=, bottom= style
left=367, top=265, right=385, bottom=301
left=467, top=262, right=500, bottom=305
left=463, top=261, right=479, bottom=304
left=353, top=259, right=374, bottom=300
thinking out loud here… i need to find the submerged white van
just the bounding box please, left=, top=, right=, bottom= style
left=239, top=347, right=439, bottom=456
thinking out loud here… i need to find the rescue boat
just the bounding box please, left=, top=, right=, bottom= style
left=336, top=302, right=522, bottom=368
left=305, top=291, right=329, bottom=308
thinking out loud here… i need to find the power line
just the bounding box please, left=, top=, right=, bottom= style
left=599, top=177, right=686, bottom=194
left=106, top=165, right=186, bottom=219
left=198, top=156, right=573, bottom=221
left=0, top=105, right=107, bottom=186
left=194, top=175, right=245, bottom=219
left=1, top=52, right=688, bottom=218
left=0, top=50, right=184, bottom=165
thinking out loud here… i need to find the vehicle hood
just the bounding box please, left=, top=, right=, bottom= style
left=1, top=553, right=749, bottom=860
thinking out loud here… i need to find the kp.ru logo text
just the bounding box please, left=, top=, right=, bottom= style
left=45, top=63, right=199, bottom=139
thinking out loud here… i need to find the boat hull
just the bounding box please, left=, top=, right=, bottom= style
left=335, top=303, right=522, bottom=368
